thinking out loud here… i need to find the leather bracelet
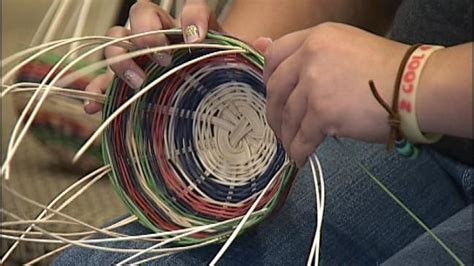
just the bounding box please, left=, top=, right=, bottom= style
left=369, top=44, right=421, bottom=151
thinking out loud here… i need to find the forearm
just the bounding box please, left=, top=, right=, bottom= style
left=221, top=0, right=401, bottom=42
left=418, top=43, right=473, bottom=138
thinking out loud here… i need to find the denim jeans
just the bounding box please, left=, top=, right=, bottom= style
left=53, top=138, right=473, bottom=265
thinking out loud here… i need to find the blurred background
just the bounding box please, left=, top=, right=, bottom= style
left=2, top=1, right=127, bottom=265
left=2, top=1, right=232, bottom=264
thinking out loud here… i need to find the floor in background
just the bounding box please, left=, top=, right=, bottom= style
left=2, top=1, right=128, bottom=264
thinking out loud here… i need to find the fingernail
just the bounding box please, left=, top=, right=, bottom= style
left=123, top=70, right=144, bottom=90
left=184, top=25, right=200, bottom=43
left=153, top=51, right=172, bottom=66
left=84, top=100, right=90, bottom=107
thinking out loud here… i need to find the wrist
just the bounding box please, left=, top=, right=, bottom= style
left=416, top=48, right=443, bottom=135
left=371, top=43, right=443, bottom=151
left=396, top=44, right=444, bottom=144
left=417, top=43, right=474, bottom=138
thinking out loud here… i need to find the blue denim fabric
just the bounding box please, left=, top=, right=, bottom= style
left=53, top=139, right=472, bottom=265
left=383, top=204, right=473, bottom=265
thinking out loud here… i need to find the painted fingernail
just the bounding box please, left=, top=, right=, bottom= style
left=184, top=25, right=200, bottom=43
left=153, top=51, right=172, bottom=66
left=123, top=70, right=144, bottom=90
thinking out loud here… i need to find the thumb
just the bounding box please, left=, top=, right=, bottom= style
left=252, top=37, right=273, bottom=54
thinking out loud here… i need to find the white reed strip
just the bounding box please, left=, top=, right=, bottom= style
left=124, top=18, right=131, bottom=30
left=1, top=185, right=128, bottom=240
left=27, top=242, right=74, bottom=265
left=1, top=219, right=78, bottom=227
left=1, top=229, right=109, bottom=238
left=3, top=29, right=185, bottom=79
left=1, top=210, right=214, bottom=254
left=70, top=0, right=93, bottom=57
left=58, top=43, right=242, bottom=87
left=43, top=0, right=73, bottom=43
left=2, top=83, right=106, bottom=102
left=307, top=154, right=325, bottom=266
left=73, top=48, right=245, bottom=163
left=2, top=29, right=187, bottom=76
left=1, top=230, right=216, bottom=256
left=118, top=212, right=258, bottom=264
left=1, top=39, right=113, bottom=95
left=0, top=165, right=110, bottom=263
left=2, top=37, right=114, bottom=70
left=25, top=216, right=137, bottom=265
left=308, top=155, right=320, bottom=266
left=209, top=166, right=286, bottom=265
left=2, top=208, right=267, bottom=245
left=42, top=172, right=110, bottom=223
left=130, top=252, right=176, bottom=265
left=6, top=88, right=105, bottom=103
left=2, top=210, right=266, bottom=254
left=30, top=0, right=61, bottom=46
left=0, top=216, right=136, bottom=238
left=174, top=0, right=185, bottom=17
left=217, top=0, right=233, bottom=23
left=160, top=0, right=173, bottom=13
left=2, top=42, right=101, bottom=180
left=27, top=243, right=72, bottom=264
left=315, top=155, right=325, bottom=266
left=62, top=1, right=82, bottom=41
left=2, top=184, right=268, bottom=245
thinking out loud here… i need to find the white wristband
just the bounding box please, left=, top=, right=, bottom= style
left=398, top=45, right=444, bottom=144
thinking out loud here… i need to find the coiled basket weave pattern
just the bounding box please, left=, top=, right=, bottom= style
left=102, top=31, right=298, bottom=245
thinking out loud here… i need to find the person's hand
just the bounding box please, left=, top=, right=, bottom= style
left=84, top=0, right=222, bottom=114
left=263, top=22, right=410, bottom=166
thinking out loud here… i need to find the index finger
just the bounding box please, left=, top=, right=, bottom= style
left=263, top=29, right=309, bottom=83
left=129, top=1, right=175, bottom=49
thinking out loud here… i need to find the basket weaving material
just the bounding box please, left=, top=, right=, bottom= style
left=101, top=31, right=298, bottom=245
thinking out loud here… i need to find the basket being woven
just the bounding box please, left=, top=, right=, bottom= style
left=101, top=31, right=298, bottom=245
